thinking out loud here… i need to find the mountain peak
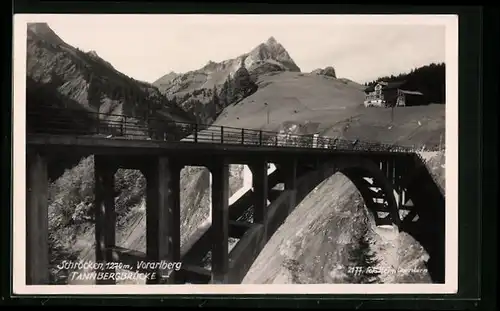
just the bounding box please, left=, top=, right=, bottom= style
left=266, top=36, right=278, bottom=45
left=245, top=36, right=301, bottom=72
left=27, top=22, right=51, bottom=32
left=27, top=22, right=65, bottom=46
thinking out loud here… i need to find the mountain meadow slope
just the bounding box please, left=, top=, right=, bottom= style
left=27, top=23, right=446, bottom=284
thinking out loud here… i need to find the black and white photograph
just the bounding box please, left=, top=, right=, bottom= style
left=13, top=14, right=458, bottom=295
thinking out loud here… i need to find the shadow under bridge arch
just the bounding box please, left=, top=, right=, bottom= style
left=298, top=155, right=401, bottom=229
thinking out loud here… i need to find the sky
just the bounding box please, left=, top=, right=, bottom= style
left=21, top=14, right=449, bottom=84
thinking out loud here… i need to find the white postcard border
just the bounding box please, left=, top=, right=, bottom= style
left=12, top=13, right=459, bottom=295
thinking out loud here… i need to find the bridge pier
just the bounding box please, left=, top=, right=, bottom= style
left=26, top=152, right=49, bottom=285
left=283, top=159, right=297, bottom=214
left=94, top=156, right=118, bottom=284
left=380, top=159, right=388, bottom=179
left=249, top=161, right=269, bottom=244
left=394, top=158, right=406, bottom=209
left=387, top=158, right=395, bottom=185
left=142, top=157, right=181, bottom=284
left=209, top=161, right=230, bottom=284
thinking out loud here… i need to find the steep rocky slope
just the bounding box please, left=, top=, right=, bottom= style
left=243, top=151, right=444, bottom=284
left=27, top=23, right=193, bottom=123
left=155, top=71, right=180, bottom=86
left=152, top=36, right=301, bottom=124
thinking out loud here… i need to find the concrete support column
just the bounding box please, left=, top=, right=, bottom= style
left=250, top=161, right=268, bottom=224
left=143, top=157, right=181, bottom=284
left=94, top=155, right=117, bottom=285
left=387, top=158, right=394, bottom=184
left=387, top=158, right=397, bottom=208
left=394, top=160, right=400, bottom=208
left=381, top=160, right=389, bottom=180
left=250, top=161, right=269, bottom=245
left=396, top=158, right=408, bottom=207
left=283, top=158, right=297, bottom=213
left=210, top=161, right=229, bottom=284
left=26, top=152, right=49, bottom=285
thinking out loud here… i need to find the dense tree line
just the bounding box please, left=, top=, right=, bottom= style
left=177, top=62, right=259, bottom=124
left=365, top=62, right=445, bottom=104
left=217, top=63, right=258, bottom=111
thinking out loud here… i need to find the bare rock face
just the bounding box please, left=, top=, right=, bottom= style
left=312, top=66, right=337, bottom=78
left=152, top=36, right=301, bottom=124
left=244, top=36, right=301, bottom=73
left=154, top=71, right=180, bottom=86
left=27, top=22, right=66, bottom=46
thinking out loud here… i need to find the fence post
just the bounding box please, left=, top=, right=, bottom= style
left=221, top=126, right=224, bottom=144
left=259, top=130, right=263, bottom=146
left=241, top=128, right=244, bottom=144
left=194, top=123, right=198, bottom=143
left=275, top=134, right=278, bottom=146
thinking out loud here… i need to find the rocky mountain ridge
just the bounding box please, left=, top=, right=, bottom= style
left=26, top=22, right=193, bottom=124
left=311, top=66, right=337, bottom=78
left=152, top=36, right=303, bottom=123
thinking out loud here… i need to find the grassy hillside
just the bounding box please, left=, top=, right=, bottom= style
left=214, top=71, right=365, bottom=128
left=214, top=71, right=445, bottom=149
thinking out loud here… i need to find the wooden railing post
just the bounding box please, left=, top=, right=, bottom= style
left=221, top=126, right=224, bottom=144
left=241, top=128, right=245, bottom=144
left=259, top=130, right=263, bottom=146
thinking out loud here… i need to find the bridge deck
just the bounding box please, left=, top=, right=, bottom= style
left=27, top=134, right=415, bottom=158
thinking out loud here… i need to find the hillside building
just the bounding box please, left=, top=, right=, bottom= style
left=363, top=81, right=425, bottom=108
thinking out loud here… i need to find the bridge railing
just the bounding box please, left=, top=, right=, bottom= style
left=27, top=106, right=433, bottom=153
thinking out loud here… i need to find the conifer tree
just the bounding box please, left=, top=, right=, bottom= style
left=210, top=85, right=220, bottom=115
left=345, top=226, right=381, bottom=284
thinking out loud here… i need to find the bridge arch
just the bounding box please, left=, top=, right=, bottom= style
left=335, top=156, right=401, bottom=228
left=289, top=154, right=444, bottom=283
left=295, top=155, right=401, bottom=229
